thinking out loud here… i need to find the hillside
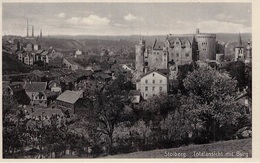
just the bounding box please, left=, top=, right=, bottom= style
left=2, top=51, right=32, bottom=75
left=105, top=138, right=251, bottom=158
left=49, top=33, right=252, bottom=46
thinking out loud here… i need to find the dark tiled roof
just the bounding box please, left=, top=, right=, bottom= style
left=9, top=84, right=24, bottom=92
left=128, top=90, right=141, bottom=96
left=32, top=70, right=46, bottom=78
left=60, top=76, right=76, bottom=83
left=24, top=82, right=47, bottom=92
left=139, top=69, right=167, bottom=79
left=32, top=108, right=64, bottom=117
left=92, top=64, right=102, bottom=71
left=75, top=70, right=93, bottom=77
left=158, top=69, right=170, bottom=75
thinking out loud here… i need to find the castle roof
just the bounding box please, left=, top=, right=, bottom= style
left=153, top=40, right=164, bottom=50
left=166, top=35, right=194, bottom=46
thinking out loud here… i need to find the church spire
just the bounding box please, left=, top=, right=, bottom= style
left=238, top=31, right=242, bottom=46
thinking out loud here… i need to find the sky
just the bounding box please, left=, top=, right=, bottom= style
left=2, top=3, right=252, bottom=36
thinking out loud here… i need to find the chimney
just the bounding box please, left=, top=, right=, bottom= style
left=40, top=29, right=42, bottom=38
left=27, top=19, right=29, bottom=37
left=32, top=25, right=34, bottom=38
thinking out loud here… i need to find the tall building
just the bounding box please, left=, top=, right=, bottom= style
left=234, top=32, right=245, bottom=61
left=245, top=40, right=252, bottom=64
left=40, top=29, right=42, bottom=38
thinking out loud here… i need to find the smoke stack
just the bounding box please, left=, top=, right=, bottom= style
left=27, top=19, right=29, bottom=37
left=40, top=29, right=42, bottom=38
left=32, top=25, right=34, bottom=38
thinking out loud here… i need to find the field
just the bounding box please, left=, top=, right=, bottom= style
left=105, top=138, right=252, bottom=158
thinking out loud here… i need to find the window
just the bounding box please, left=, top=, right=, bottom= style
left=185, top=53, right=189, bottom=57
left=159, top=87, right=162, bottom=92
left=176, top=53, right=179, bottom=57
left=152, top=87, right=155, bottom=91
left=160, top=80, right=162, bottom=83
left=145, top=87, right=148, bottom=91
left=146, top=94, right=148, bottom=97
left=153, top=94, right=155, bottom=96
left=153, top=80, right=155, bottom=83
left=176, top=42, right=179, bottom=45
left=145, top=80, right=148, bottom=84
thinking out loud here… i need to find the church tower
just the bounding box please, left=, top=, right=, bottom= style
left=135, top=38, right=146, bottom=79
left=245, top=40, right=252, bottom=64
left=234, top=32, right=245, bottom=61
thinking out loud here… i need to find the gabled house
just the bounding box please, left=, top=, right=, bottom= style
left=63, top=57, right=85, bottom=71
left=24, top=82, right=48, bottom=107
left=3, top=83, right=30, bottom=105
left=136, top=70, right=168, bottom=100
left=26, top=43, right=34, bottom=51
left=48, top=80, right=62, bottom=93
left=31, top=108, right=64, bottom=122
left=28, top=70, right=46, bottom=82
left=60, top=75, right=77, bottom=91
left=40, top=51, right=49, bottom=65
left=56, top=90, right=83, bottom=116
left=24, top=52, right=34, bottom=65
left=128, top=90, right=141, bottom=104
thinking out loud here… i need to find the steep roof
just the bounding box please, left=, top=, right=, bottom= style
left=56, top=90, right=83, bottom=104
left=31, top=70, right=46, bottom=78
left=153, top=40, right=164, bottom=50
left=128, top=90, right=141, bottom=96
left=139, top=69, right=167, bottom=79
left=60, top=75, right=76, bottom=83
left=24, top=82, right=47, bottom=92
left=166, top=34, right=194, bottom=46
left=9, top=83, right=24, bottom=92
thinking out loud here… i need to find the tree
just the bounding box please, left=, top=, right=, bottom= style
left=181, top=67, right=245, bottom=142
left=225, top=61, right=248, bottom=91
left=92, top=74, right=128, bottom=155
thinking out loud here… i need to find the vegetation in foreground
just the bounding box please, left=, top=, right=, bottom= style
left=105, top=138, right=252, bottom=158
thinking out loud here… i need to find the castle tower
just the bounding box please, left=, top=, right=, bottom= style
left=162, top=45, right=168, bottom=69
left=195, top=28, right=216, bottom=61
left=135, top=38, right=146, bottom=79
left=245, top=40, right=252, bottom=64
left=234, top=32, right=245, bottom=61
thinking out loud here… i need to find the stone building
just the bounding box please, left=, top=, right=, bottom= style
left=135, top=29, right=216, bottom=80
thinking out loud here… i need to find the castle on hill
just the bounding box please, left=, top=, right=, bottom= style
left=135, top=29, right=217, bottom=80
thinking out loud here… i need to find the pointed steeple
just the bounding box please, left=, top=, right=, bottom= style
left=238, top=31, right=242, bottom=46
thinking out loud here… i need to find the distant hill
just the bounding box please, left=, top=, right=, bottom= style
left=49, top=33, right=252, bottom=45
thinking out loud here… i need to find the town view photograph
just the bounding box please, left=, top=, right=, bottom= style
left=2, top=2, right=252, bottom=158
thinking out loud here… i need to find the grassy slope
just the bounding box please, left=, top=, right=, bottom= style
left=2, top=51, right=32, bottom=75
left=105, top=138, right=252, bottom=158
